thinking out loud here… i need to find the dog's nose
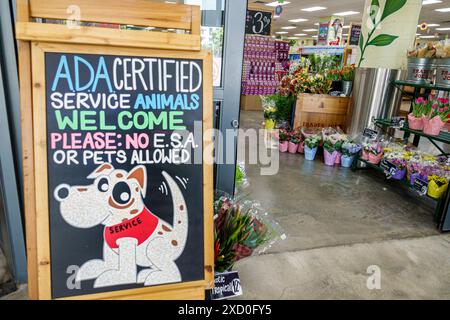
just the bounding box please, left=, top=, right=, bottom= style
left=54, top=184, right=70, bottom=202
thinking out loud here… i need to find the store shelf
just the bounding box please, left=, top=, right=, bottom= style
left=354, top=157, right=440, bottom=203
left=392, top=80, right=450, bottom=92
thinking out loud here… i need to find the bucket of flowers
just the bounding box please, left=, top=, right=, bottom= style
left=427, top=174, right=449, bottom=199
left=304, top=134, right=321, bottom=161
left=278, top=129, right=290, bottom=153
left=423, top=96, right=450, bottom=136
left=367, top=142, right=384, bottom=165
left=341, top=141, right=362, bottom=168
left=382, top=152, right=408, bottom=180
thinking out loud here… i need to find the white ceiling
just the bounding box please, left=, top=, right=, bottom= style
left=248, top=0, right=450, bottom=40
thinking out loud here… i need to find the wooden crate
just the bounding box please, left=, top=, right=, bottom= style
left=240, top=94, right=263, bottom=111
left=293, top=93, right=351, bottom=130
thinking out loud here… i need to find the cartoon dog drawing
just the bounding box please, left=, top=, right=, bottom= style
left=54, top=163, right=188, bottom=288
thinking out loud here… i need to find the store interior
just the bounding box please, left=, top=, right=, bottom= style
left=233, top=0, right=450, bottom=299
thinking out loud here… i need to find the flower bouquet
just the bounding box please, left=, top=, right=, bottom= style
left=261, top=95, right=277, bottom=130
left=341, top=141, right=361, bottom=168
left=323, top=138, right=338, bottom=166
left=304, top=134, right=321, bottom=161
left=383, top=151, right=408, bottom=180
left=214, top=195, right=285, bottom=273
left=427, top=175, right=449, bottom=199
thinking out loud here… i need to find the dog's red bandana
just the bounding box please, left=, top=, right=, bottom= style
left=104, top=207, right=158, bottom=249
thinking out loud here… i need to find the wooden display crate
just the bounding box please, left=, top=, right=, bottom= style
left=240, top=94, right=263, bottom=111
left=293, top=93, right=351, bottom=130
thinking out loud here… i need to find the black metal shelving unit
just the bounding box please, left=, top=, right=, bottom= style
left=353, top=80, right=450, bottom=231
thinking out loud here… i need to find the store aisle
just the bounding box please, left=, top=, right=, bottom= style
left=235, top=111, right=450, bottom=299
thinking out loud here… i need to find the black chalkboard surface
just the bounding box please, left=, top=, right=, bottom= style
left=246, top=10, right=272, bottom=35
left=45, top=52, right=204, bottom=298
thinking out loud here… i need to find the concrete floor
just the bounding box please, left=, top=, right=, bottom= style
left=234, top=111, right=450, bottom=299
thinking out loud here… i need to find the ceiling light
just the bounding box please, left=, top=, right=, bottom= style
left=416, top=33, right=421, bottom=35
left=422, top=0, right=442, bottom=5
left=289, top=18, right=309, bottom=23
left=420, top=35, right=438, bottom=38
left=275, top=31, right=289, bottom=34
left=435, top=7, right=450, bottom=12
left=436, top=27, right=450, bottom=31
left=301, top=6, right=327, bottom=12
left=165, top=1, right=177, bottom=3
left=287, top=37, right=299, bottom=40
left=295, top=33, right=307, bottom=36
left=343, top=25, right=350, bottom=29
left=333, top=11, right=360, bottom=16
left=303, top=29, right=317, bottom=32
left=314, top=23, right=319, bottom=26
left=282, top=26, right=297, bottom=29
left=418, top=23, right=440, bottom=27
left=266, top=1, right=290, bottom=7
left=312, top=35, right=318, bottom=38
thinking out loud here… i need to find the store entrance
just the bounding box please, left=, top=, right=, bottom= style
left=232, top=0, right=450, bottom=299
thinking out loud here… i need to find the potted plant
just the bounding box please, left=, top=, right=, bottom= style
left=341, top=64, right=355, bottom=96
left=278, top=129, right=289, bottom=153
left=408, top=97, right=427, bottom=130
left=304, top=135, right=321, bottom=161
left=329, top=68, right=343, bottom=92
left=323, top=139, right=337, bottom=166
left=261, top=95, right=277, bottom=130
left=423, top=97, right=450, bottom=136
left=288, top=130, right=301, bottom=154
left=341, top=142, right=361, bottom=168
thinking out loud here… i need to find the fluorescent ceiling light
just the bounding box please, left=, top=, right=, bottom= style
left=289, top=18, right=309, bottom=23
left=295, top=33, right=307, bottom=36
left=266, top=1, right=290, bottom=7
left=416, top=33, right=421, bottom=35
left=343, top=25, right=350, bottom=29
left=436, top=27, right=450, bottom=31
left=275, top=31, right=289, bottom=34
left=303, top=29, right=317, bottom=32
left=287, top=37, right=299, bottom=40
left=435, top=7, right=450, bottom=12
left=302, top=6, right=327, bottom=12
left=282, top=26, right=297, bottom=29
left=165, top=1, right=177, bottom=3
left=312, top=35, right=318, bottom=38
left=314, top=23, right=319, bottom=26
left=334, top=11, right=360, bottom=16
left=418, top=23, right=440, bottom=27
left=420, top=35, right=438, bottom=38
left=422, top=0, right=442, bottom=5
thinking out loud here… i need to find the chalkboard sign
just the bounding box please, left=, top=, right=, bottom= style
left=348, top=24, right=362, bottom=46
left=40, top=49, right=210, bottom=299
left=246, top=10, right=272, bottom=35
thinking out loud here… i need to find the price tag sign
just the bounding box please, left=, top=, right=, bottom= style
left=380, top=159, right=398, bottom=178
left=413, top=178, right=428, bottom=196
left=390, top=117, right=405, bottom=128
left=206, top=271, right=243, bottom=300
left=363, top=128, right=378, bottom=140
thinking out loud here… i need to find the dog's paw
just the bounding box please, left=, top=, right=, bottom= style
left=143, top=270, right=181, bottom=286
left=137, top=269, right=156, bottom=284
left=94, top=269, right=136, bottom=288
left=76, top=259, right=110, bottom=282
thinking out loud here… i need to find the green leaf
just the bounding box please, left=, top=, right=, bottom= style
left=371, top=0, right=379, bottom=6
left=367, top=34, right=399, bottom=47
left=381, top=0, right=407, bottom=21
left=370, top=0, right=380, bottom=23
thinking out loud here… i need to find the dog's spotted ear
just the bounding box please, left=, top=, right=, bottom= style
left=87, top=163, right=114, bottom=179
left=127, top=165, right=147, bottom=196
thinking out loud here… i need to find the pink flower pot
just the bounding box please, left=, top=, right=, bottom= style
left=362, top=150, right=369, bottom=160
left=288, top=142, right=299, bottom=154
left=423, top=116, right=446, bottom=136
left=324, top=150, right=338, bottom=166
left=279, top=141, right=288, bottom=152
left=297, top=141, right=305, bottom=153
left=368, top=152, right=383, bottom=165
left=335, top=152, right=341, bottom=165
left=407, top=113, right=424, bottom=130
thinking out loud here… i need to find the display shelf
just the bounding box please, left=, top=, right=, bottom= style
left=392, top=80, right=450, bottom=92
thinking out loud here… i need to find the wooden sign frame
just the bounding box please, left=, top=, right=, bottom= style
left=16, top=0, right=213, bottom=300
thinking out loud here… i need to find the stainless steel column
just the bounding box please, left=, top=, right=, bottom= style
left=347, top=68, right=406, bottom=137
